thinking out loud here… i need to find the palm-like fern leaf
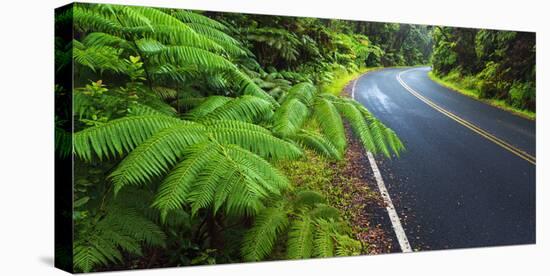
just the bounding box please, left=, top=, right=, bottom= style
left=73, top=115, right=181, bottom=161
left=283, top=82, right=316, bottom=106
left=291, top=129, right=342, bottom=160
left=73, top=206, right=165, bottom=272
left=151, top=142, right=219, bottom=217
left=73, top=44, right=127, bottom=73
left=313, top=98, right=346, bottom=153
left=287, top=214, right=314, bottom=259
left=294, top=190, right=326, bottom=208
left=241, top=205, right=289, bottom=261
left=313, top=219, right=336, bottom=257
left=333, top=100, right=377, bottom=155
left=171, top=10, right=229, bottom=31
left=185, top=22, right=248, bottom=57
left=82, top=32, right=133, bottom=50
left=109, top=122, right=208, bottom=194
left=272, top=98, right=309, bottom=137
left=185, top=144, right=290, bottom=216
left=208, top=122, right=302, bottom=160
left=335, top=235, right=362, bottom=256
left=202, top=95, right=274, bottom=123
left=184, top=96, right=232, bottom=120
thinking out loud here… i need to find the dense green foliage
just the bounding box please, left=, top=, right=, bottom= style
left=431, top=27, right=536, bottom=112
left=55, top=3, right=408, bottom=272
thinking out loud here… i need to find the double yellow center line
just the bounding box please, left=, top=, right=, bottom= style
left=396, top=69, right=536, bottom=165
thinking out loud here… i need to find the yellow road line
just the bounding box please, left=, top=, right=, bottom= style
left=396, top=69, right=536, bottom=166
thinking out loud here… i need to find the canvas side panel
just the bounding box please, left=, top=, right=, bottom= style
left=54, top=3, right=75, bottom=273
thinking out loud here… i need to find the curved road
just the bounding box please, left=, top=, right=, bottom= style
left=354, top=67, right=535, bottom=251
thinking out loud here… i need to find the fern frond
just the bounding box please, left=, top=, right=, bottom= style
left=368, top=118, right=391, bottom=157
left=152, top=86, right=178, bottom=100
left=385, top=127, right=405, bottom=157
left=102, top=206, right=166, bottom=247
left=172, top=10, right=229, bottom=31
left=73, top=5, right=122, bottom=34
left=202, top=119, right=272, bottom=135
left=313, top=219, right=336, bottom=257
left=333, top=100, right=377, bottom=155
left=312, top=98, right=346, bottom=153
left=184, top=96, right=232, bottom=120
left=335, top=235, right=362, bottom=256
left=128, top=101, right=177, bottom=117
left=74, top=115, right=181, bottom=161
left=272, top=98, right=309, bottom=137
left=73, top=44, right=127, bottom=73
left=202, top=95, right=274, bottom=123
left=73, top=205, right=165, bottom=272
left=241, top=205, right=289, bottom=261
left=294, top=190, right=326, bottom=208
left=82, top=32, right=133, bottom=50
left=291, top=129, right=342, bottom=160
left=208, top=123, right=303, bottom=160
left=352, top=99, right=405, bottom=156
left=287, top=214, right=314, bottom=259
left=185, top=22, right=247, bottom=57
left=310, top=204, right=340, bottom=221
left=151, top=142, right=219, bottom=217
left=234, top=72, right=279, bottom=107
left=55, top=127, right=72, bottom=159
left=284, top=82, right=316, bottom=106
left=109, top=122, right=208, bottom=194
left=186, top=144, right=290, bottom=216
left=141, top=42, right=234, bottom=73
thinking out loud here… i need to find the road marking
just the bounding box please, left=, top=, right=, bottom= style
left=396, top=69, right=536, bottom=165
left=352, top=75, right=413, bottom=253
left=351, top=77, right=359, bottom=99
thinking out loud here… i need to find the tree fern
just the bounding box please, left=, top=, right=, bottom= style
left=313, top=219, right=336, bottom=257
left=312, top=97, right=347, bottom=153
left=287, top=214, right=314, bottom=259
left=283, top=82, right=316, bottom=106
left=73, top=206, right=165, bottom=272
left=201, top=95, right=274, bottom=123
left=294, top=190, right=326, bottom=208
left=291, top=129, right=342, bottom=160
left=241, top=205, right=289, bottom=261
left=335, top=235, right=362, bottom=257
left=185, top=22, right=248, bottom=57
left=209, top=124, right=302, bottom=160
left=171, top=10, right=229, bottom=31
left=184, top=96, right=232, bottom=120
left=151, top=142, right=220, bottom=218
left=73, top=115, right=181, bottom=161
left=109, top=122, right=208, bottom=194
left=185, top=144, right=291, bottom=216
left=82, top=32, right=133, bottom=50
left=272, top=98, right=309, bottom=137
left=74, top=4, right=275, bottom=104
left=73, top=43, right=127, bottom=73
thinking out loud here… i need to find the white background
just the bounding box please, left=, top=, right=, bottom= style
left=0, top=0, right=547, bottom=275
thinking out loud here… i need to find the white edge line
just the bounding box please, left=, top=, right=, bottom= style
left=352, top=73, right=413, bottom=253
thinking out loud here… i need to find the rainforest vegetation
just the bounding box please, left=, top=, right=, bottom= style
left=55, top=3, right=535, bottom=272
left=431, top=27, right=536, bottom=117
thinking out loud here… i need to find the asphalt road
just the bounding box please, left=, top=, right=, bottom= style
left=354, top=67, right=536, bottom=251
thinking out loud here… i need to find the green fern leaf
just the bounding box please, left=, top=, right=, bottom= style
left=291, top=129, right=342, bottom=160
left=74, top=115, right=181, bottom=161
left=272, top=98, right=309, bottom=137
left=313, top=97, right=346, bottom=153
left=241, top=205, right=289, bottom=261
left=109, top=122, right=208, bottom=194
left=313, top=219, right=336, bottom=257
left=287, top=214, right=314, bottom=259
